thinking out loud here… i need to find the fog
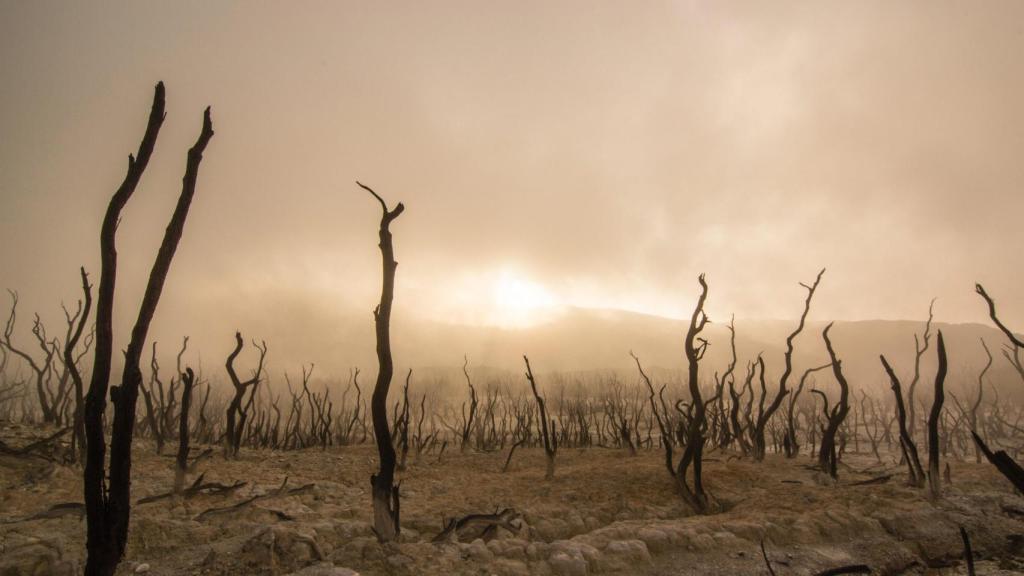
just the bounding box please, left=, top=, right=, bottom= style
left=1, top=1, right=1022, bottom=377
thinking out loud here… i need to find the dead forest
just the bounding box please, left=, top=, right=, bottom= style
left=3, top=84, right=1024, bottom=576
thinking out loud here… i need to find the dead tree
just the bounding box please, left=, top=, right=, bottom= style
left=676, top=274, right=711, bottom=512
left=880, top=355, right=925, bottom=487
left=174, top=367, right=196, bottom=492
left=753, top=269, right=824, bottom=460
left=83, top=82, right=214, bottom=576
left=140, top=342, right=166, bottom=454
left=63, top=268, right=93, bottom=463
left=972, top=430, right=1024, bottom=493
left=784, top=362, right=831, bottom=458
left=460, top=355, right=479, bottom=453
left=976, top=284, right=1024, bottom=385
left=2, top=292, right=59, bottom=423
left=359, top=181, right=404, bottom=542
left=224, top=332, right=267, bottom=458
left=969, top=339, right=992, bottom=462
left=818, top=323, right=850, bottom=479
left=524, top=355, right=557, bottom=479
left=927, top=331, right=948, bottom=499
left=908, top=300, right=935, bottom=440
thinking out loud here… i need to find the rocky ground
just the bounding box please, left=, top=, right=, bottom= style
left=2, top=424, right=1023, bottom=575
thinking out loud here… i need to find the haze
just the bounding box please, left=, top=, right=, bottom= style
left=1, top=1, right=1022, bottom=376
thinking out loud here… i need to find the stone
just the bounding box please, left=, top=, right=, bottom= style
left=548, top=551, right=588, bottom=576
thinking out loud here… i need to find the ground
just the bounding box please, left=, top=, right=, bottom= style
left=2, top=426, right=1023, bottom=575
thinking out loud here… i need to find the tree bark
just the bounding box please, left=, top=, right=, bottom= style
left=84, top=83, right=213, bottom=576
left=927, top=331, right=947, bottom=499
left=359, top=181, right=404, bottom=542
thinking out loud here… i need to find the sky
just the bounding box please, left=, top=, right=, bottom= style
left=1, top=1, right=1022, bottom=375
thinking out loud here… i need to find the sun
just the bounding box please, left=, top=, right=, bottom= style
left=490, top=268, right=559, bottom=327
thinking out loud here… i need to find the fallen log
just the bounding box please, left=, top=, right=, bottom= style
left=1, top=502, right=85, bottom=524
left=432, top=508, right=522, bottom=543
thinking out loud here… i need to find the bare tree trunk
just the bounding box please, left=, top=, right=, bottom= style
left=224, top=332, right=267, bottom=458
left=676, top=274, right=711, bottom=513
left=359, top=181, right=404, bottom=543
left=64, top=268, right=92, bottom=464
left=174, top=368, right=195, bottom=493
left=524, top=355, right=557, bottom=479
left=927, top=331, right=948, bottom=499
left=880, top=355, right=925, bottom=487
left=972, top=339, right=991, bottom=463
left=84, top=83, right=214, bottom=576
left=907, top=301, right=935, bottom=441
left=754, top=269, right=823, bottom=460
left=819, top=323, right=851, bottom=479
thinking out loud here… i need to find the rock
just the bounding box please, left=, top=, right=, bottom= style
left=637, top=527, right=670, bottom=553
left=466, top=538, right=494, bottom=562
left=605, top=539, right=651, bottom=562
left=489, top=558, right=531, bottom=576
left=548, top=551, right=588, bottom=576
left=526, top=542, right=550, bottom=561
left=134, top=563, right=152, bottom=573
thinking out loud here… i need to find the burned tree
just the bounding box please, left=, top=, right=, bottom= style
left=140, top=343, right=166, bottom=454
left=976, top=284, right=1024, bottom=385
left=175, top=367, right=196, bottom=493
left=880, top=354, right=926, bottom=487
left=908, top=300, right=935, bottom=439
left=460, top=355, right=479, bottom=453
left=359, top=181, right=404, bottom=542
left=818, top=323, right=850, bottom=479
left=676, top=274, right=711, bottom=512
left=752, top=268, right=824, bottom=460
left=224, top=331, right=267, bottom=458
left=784, top=362, right=831, bottom=458
left=2, top=291, right=59, bottom=423
left=64, top=268, right=93, bottom=463
left=927, top=331, right=948, bottom=499
left=83, top=82, right=214, bottom=576
left=968, top=339, right=992, bottom=462
left=524, top=355, right=557, bottom=479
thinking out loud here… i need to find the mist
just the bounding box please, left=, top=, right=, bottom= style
left=2, top=1, right=1023, bottom=380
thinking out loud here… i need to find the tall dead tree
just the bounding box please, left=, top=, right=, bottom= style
left=927, top=331, right=948, bottom=499
left=460, top=355, right=479, bottom=453
left=64, top=268, right=93, bottom=463
left=908, top=301, right=935, bottom=440
left=784, top=363, right=831, bottom=458
left=632, top=351, right=674, bottom=476
left=359, top=181, right=404, bottom=542
left=676, top=274, right=711, bottom=512
left=976, top=284, right=1024, bottom=385
left=880, top=354, right=926, bottom=487
left=524, top=355, right=557, bottom=479
left=174, top=367, right=196, bottom=492
left=818, top=323, right=850, bottom=479
left=83, top=82, right=213, bottom=576
left=224, top=331, right=267, bottom=458
left=753, top=269, right=824, bottom=460
left=969, top=339, right=992, bottom=462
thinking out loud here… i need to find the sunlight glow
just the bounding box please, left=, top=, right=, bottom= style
left=490, top=269, right=560, bottom=327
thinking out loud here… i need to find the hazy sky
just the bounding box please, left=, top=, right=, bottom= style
left=1, top=1, right=1022, bottom=373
